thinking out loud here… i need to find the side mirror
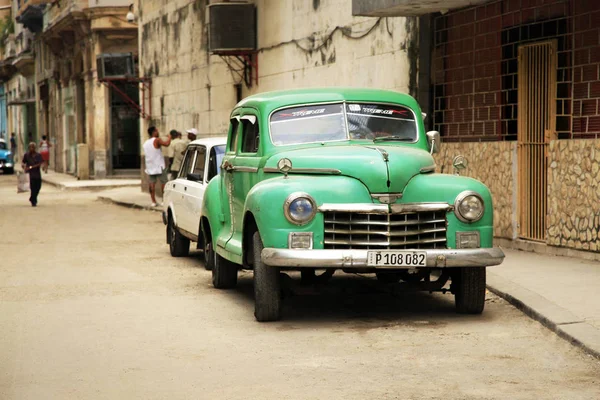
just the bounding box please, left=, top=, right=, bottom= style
left=452, top=155, right=468, bottom=175
left=187, top=173, right=202, bottom=182
left=426, top=131, right=441, bottom=154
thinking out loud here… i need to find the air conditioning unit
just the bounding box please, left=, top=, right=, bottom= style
left=96, top=53, right=135, bottom=80
left=208, top=2, right=256, bottom=53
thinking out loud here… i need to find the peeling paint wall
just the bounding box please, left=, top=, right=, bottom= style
left=138, top=0, right=415, bottom=140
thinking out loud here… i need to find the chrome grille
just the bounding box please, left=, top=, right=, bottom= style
left=324, top=210, right=447, bottom=250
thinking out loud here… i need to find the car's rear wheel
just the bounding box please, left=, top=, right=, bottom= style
left=253, top=231, right=281, bottom=322
left=202, top=228, right=215, bottom=271
left=168, top=216, right=190, bottom=257
left=212, top=252, right=237, bottom=289
left=453, top=267, right=486, bottom=314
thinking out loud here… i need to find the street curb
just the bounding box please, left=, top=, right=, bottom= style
left=487, top=273, right=600, bottom=360
left=98, top=196, right=162, bottom=213
left=44, top=179, right=140, bottom=192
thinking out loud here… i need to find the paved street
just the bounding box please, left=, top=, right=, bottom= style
left=1, top=174, right=599, bottom=400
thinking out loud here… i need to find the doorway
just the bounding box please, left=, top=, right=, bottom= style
left=517, top=40, right=557, bottom=241
left=110, top=82, right=140, bottom=172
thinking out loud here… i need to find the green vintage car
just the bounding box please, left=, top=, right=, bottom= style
left=200, top=88, right=505, bottom=322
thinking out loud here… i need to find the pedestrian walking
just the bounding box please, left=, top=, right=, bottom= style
left=39, top=135, right=51, bottom=173
left=10, top=133, right=17, bottom=156
left=143, top=126, right=172, bottom=207
left=21, top=142, right=44, bottom=207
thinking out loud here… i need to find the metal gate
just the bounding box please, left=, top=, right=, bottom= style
left=517, top=41, right=557, bottom=241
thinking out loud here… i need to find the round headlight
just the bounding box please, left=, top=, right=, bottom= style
left=284, top=193, right=317, bottom=225
left=455, top=191, right=484, bottom=223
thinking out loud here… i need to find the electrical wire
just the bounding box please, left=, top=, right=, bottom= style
left=257, top=17, right=383, bottom=55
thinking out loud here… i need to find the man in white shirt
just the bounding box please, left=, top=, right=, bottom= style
left=143, top=126, right=172, bottom=207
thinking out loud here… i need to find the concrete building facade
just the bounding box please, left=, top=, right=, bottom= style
left=137, top=0, right=418, bottom=141
left=2, top=0, right=139, bottom=179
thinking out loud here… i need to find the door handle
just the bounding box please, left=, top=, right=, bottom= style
left=173, top=184, right=176, bottom=189
left=184, top=187, right=187, bottom=191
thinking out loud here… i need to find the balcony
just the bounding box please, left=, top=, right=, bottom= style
left=16, top=0, right=51, bottom=32
left=43, top=0, right=88, bottom=32
left=352, top=0, right=493, bottom=17
left=0, top=35, right=17, bottom=80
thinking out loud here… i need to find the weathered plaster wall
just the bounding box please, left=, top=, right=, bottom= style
left=547, top=140, right=600, bottom=251
left=433, top=142, right=516, bottom=240
left=138, top=0, right=415, bottom=138
left=248, top=0, right=416, bottom=96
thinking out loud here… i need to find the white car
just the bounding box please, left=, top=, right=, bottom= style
left=162, top=137, right=226, bottom=266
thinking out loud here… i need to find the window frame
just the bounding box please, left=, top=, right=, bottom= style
left=177, top=146, right=198, bottom=180
left=207, top=145, right=226, bottom=182
left=191, top=145, right=207, bottom=182
left=239, top=115, right=260, bottom=155
left=227, top=116, right=241, bottom=154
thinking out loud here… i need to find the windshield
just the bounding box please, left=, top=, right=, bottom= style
left=0, top=142, right=6, bottom=150
left=270, top=103, right=417, bottom=145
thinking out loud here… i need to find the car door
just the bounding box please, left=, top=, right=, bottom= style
left=164, top=145, right=194, bottom=224
left=180, top=145, right=207, bottom=236
left=173, top=146, right=197, bottom=234
left=224, top=111, right=262, bottom=254
left=217, top=116, right=240, bottom=251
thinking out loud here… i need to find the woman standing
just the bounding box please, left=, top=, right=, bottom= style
left=39, top=135, right=51, bottom=173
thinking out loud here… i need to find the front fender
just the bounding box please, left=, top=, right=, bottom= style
left=402, top=173, right=494, bottom=247
left=244, top=175, right=371, bottom=249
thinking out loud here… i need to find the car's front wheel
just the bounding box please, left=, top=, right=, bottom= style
left=168, top=215, right=190, bottom=257
left=253, top=231, right=281, bottom=322
left=3, top=167, right=14, bottom=175
left=453, top=267, right=486, bottom=314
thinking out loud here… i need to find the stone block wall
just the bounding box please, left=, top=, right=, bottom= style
left=433, top=141, right=515, bottom=239
left=547, top=139, right=600, bottom=251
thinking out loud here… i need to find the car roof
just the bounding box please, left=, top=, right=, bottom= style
left=188, top=136, right=227, bottom=147
left=232, top=87, right=421, bottom=117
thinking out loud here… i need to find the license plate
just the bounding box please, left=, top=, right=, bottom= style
left=367, top=251, right=427, bottom=267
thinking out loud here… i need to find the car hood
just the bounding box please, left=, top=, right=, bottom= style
left=264, top=144, right=435, bottom=194
left=0, top=149, right=10, bottom=158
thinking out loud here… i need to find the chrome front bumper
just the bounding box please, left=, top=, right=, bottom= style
left=261, top=248, right=505, bottom=268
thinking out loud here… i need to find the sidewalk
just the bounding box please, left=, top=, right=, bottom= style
left=488, top=250, right=600, bottom=358
left=42, top=170, right=140, bottom=191
left=98, top=187, right=162, bottom=212
left=98, top=188, right=600, bottom=359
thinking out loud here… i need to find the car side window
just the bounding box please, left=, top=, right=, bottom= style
left=177, top=147, right=196, bottom=179
left=228, top=118, right=240, bottom=153
left=192, top=146, right=207, bottom=181
left=241, top=117, right=259, bottom=154
left=207, top=145, right=226, bottom=181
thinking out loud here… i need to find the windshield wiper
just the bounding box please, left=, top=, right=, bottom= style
left=372, top=136, right=413, bottom=142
